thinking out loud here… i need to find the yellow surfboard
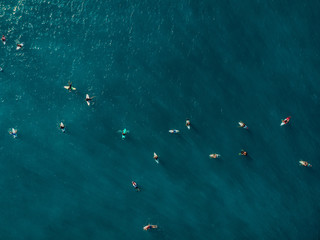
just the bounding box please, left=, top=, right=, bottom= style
left=64, top=86, right=76, bottom=90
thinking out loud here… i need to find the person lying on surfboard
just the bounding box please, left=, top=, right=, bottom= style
left=117, top=129, right=129, bottom=139
left=143, top=224, right=158, bottom=231
left=186, top=119, right=191, bottom=129
left=1, top=35, right=6, bottom=45
left=60, top=122, right=65, bottom=133
left=9, top=128, right=17, bottom=138
left=169, top=129, right=179, bottom=133
left=85, top=94, right=95, bottom=106
left=153, top=152, right=159, bottom=163
left=16, top=43, right=23, bottom=50
left=132, top=181, right=140, bottom=191
left=238, top=121, right=248, bottom=129
left=209, top=153, right=220, bottom=159
left=122, top=128, right=127, bottom=139
left=281, top=116, right=291, bottom=126
left=299, top=160, right=312, bottom=167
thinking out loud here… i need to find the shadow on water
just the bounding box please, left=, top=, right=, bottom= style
left=160, top=155, right=199, bottom=183
left=245, top=155, right=253, bottom=161
left=190, top=124, right=199, bottom=133
left=151, top=227, right=168, bottom=240
left=301, top=167, right=319, bottom=184
left=174, top=132, right=189, bottom=145
left=240, top=154, right=257, bottom=172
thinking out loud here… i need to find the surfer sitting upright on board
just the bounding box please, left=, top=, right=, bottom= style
left=67, top=82, right=72, bottom=91
left=239, top=150, right=248, bottom=156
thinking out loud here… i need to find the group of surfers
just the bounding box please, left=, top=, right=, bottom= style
left=5, top=46, right=312, bottom=230
left=133, top=116, right=311, bottom=231
left=1, top=35, right=24, bottom=50
left=9, top=111, right=312, bottom=231
left=235, top=118, right=311, bottom=168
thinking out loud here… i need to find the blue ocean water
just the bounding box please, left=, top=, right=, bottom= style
left=0, top=0, right=319, bottom=239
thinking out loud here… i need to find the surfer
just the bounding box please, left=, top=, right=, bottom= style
left=85, top=94, right=95, bottom=106
left=60, top=122, right=65, bottom=133
left=169, top=129, right=179, bottom=133
left=9, top=128, right=17, bottom=138
left=299, top=160, right=312, bottom=167
left=186, top=119, right=191, bottom=129
left=153, top=152, right=159, bottom=163
left=122, top=128, right=127, bottom=139
left=66, top=82, right=72, bottom=91
left=1, top=35, right=6, bottom=44
left=16, top=43, right=23, bottom=50
left=65, top=81, right=76, bottom=91
left=281, top=116, right=291, bottom=126
left=143, top=225, right=158, bottom=231
left=209, top=153, right=220, bottom=159
left=132, top=181, right=140, bottom=191
left=238, top=121, right=248, bottom=129
left=239, top=150, right=247, bottom=156
left=153, top=152, right=159, bottom=160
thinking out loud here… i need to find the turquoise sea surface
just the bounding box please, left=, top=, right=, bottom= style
left=0, top=0, right=319, bottom=239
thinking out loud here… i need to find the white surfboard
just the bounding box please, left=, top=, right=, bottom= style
left=64, top=86, right=76, bottom=90
left=209, top=154, right=220, bottom=159
left=153, top=152, right=159, bottom=164
left=9, top=128, right=17, bottom=138
left=169, top=129, right=179, bottom=133
left=186, top=119, right=191, bottom=129
left=86, top=94, right=90, bottom=106
left=16, top=43, right=23, bottom=50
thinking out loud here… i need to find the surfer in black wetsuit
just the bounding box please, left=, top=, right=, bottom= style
left=67, top=82, right=72, bottom=91
left=85, top=94, right=95, bottom=106
left=60, top=122, right=65, bottom=133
